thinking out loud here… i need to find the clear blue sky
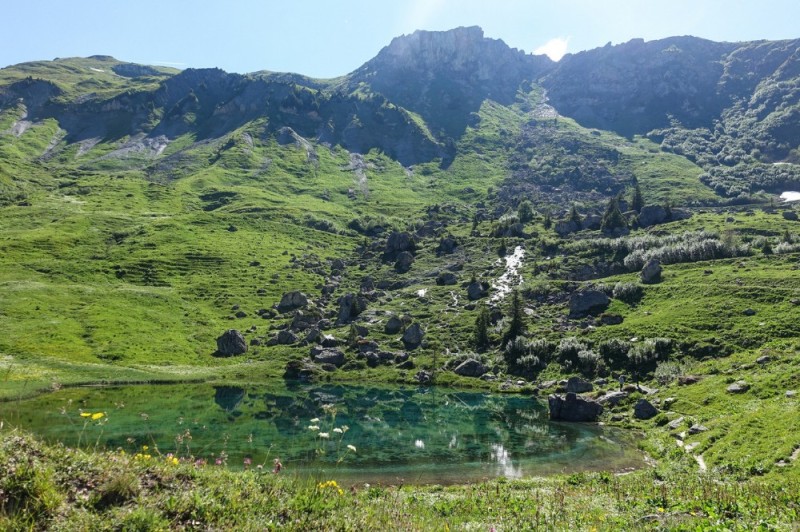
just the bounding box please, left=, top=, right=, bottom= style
left=3, top=0, right=798, bottom=77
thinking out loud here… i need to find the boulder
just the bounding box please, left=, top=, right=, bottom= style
left=330, top=258, right=346, bottom=273
left=436, top=272, right=458, bottom=286
left=311, top=348, right=346, bottom=367
left=783, top=210, right=798, bottom=221
left=555, top=220, right=581, bottom=236
left=401, top=323, right=425, bottom=349
left=394, top=251, right=415, bottom=273
left=283, top=360, right=316, bottom=381
left=277, top=291, right=308, bottom=313
left=275, top=330, right=298, bottom=345
left=336, top=293, right=367, bottom=324
left=566, top=376, right=593, bottom=393
left=384, top=231, right=415, bottom=261
left=216, top=330, right=248, bottom=356
left=640, top=259, right=662, bottom=284
left=360, top=276, right=375, bottom=293
left=678, top=375, right=701, bottom=385
left=453, top=359, right=488, bottom=378
left=637, top=205, right=668, bottom=227
left=437, top=236, right=458, bottom=255
left=290, top=311, right=319, bottom=331
left=568, top=290, right=610, bottom=318
left=582, top=214, right=602, bottom=231
left=727, top=380, right=750, bottom=393
left=667, top=417, right=685, bottom=430
left=633, top=399, right=658, bottom=420
left=415, top=370, right=433, bottom=384
left=688, top=424, right=708, bottom=435
left=548, top=393, right=603, bottom=422
left=320, top=334, right=340, bottom=348
left=597, top=391, right=628, bottom=406
left=466, top=280, right=490, bottom=301
left=599, top=313, right=624, bottom=325
left=384, top=315, right=404, bottom=335
left=743, top=308, right=756, bottom=316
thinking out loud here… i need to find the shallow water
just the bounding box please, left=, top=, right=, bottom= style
left=1, top=382, right=644, bottom=485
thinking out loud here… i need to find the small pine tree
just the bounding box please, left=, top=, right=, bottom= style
left=630, top=180, right=644, bottom=213
left=601, top=197, right=628, bottom=234
left=497, top=239, right=507, bottom=257
left=502, top=289, right=526, bottom=346
left=474, top=305, right=491, bottom=351
left=518, top=200, right=534, bottom=224
left=568, top=204, right=581, bottom=224
left=543, top=211, right=552, bottom=230
left=762, top=239, right=774, bottom=255
left=783, top=229, right=793, bottom=244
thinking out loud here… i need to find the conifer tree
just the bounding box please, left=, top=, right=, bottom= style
left=630, top=179, right=644, bottom=213
left=601, top=197, right=628, bottom=233
left=502, top=289, right=526, bottom=346
left=474, top=304, right=491, bottom=350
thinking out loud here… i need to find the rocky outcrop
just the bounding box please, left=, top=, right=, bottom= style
left=548, top=393, right=603, bottom=422
left=384, top=315, right=404, bottom=335
left=277, top=291, right=308, bottom=313
left=336, top=293, right=367, bottom=324
left=568, top=290, right=610, bottom=318
left=310, top=347, right=346, bottom=367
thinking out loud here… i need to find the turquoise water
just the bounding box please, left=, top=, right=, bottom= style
left=1, top=382, right=644, bottom=484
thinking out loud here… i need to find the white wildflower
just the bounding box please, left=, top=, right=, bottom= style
left=347, top=444, right=357, bottom=453
left=319, top=432, right=330, bottom=439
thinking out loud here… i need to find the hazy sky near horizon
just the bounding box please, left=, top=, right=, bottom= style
left=3, top=0, right=799, bottom=77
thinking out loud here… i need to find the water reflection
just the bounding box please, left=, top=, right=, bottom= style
left=4, top=382, right=644, bottom=484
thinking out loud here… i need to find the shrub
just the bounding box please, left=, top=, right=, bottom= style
left=576, top=349, right=600, bottom=377
left=613, top=282, right=643, bottom=304
left=556, top=337, right=588, bottom=367
left=599, top=338, right=631, bottom=369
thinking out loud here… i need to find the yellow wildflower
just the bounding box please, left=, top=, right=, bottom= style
left=91, top=412, right=105, bottom=420
left=80, top=412, right=92, bottom=418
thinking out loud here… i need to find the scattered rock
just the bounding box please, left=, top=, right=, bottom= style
left=637, top=205, right=668, bottom=227
left=415, top=370, right=432, bottom=384
left=384, top=231, right=415, bottom=261
left=566, top=377, right=593, bottom=393
left=320, top=334, right=340, bottom=348
left=330, top=258, right=346, bottom=273
left=548, top=393, right=603, bottom=422
left=640, top=259, right=662, bottom=284
left=437, top=236, right=458, bottom=255
left=394, top=251, right=415, bottom=273
left=436, top=272, right=458, bottom=286
left=756, top=355, right=771, bottom=364
left=783, top=211, right=798, bottom=221
left=277, top=291, right=308, bottom=313
left=401, top=323, right=425, bottom=349
left=466, top=280, right=490, bottom=301
left=311, top=348, right=346, bottom=367
left=786, top=390, right=797, bottom=398
left=599, top=313, right=623, bottom=325
left=453, top=359, right=488, bottom=378
left=743, top=308, right=756, bottom=316
left=688, top=424, right=708, bottom=435
left=275, top=330, right=298, bottom=345
left=283, top=360, right=316, bottom=381
left=215, top=330, right=247, bottom=356
left=360, top=276, right=375, bottom=293
left=597, top=391, right=628, bottom=406
left=397, top=359, right=415, bottom=370
left=336, top=293, right=367, bottom=324
left=727, top=380, right=750, bottom=394
left=384, top=315, right=404, bottom=335
left=678, top=375, right=701, bottom=385
left=234, top=310, right=248, bottom=319
left=554, top=220, right=581, bottom=237
left=667, top=416, right=685, bottom=430
left=568, top=290, right=610, bottom=318
left=634, top=399, right=658, bottom=420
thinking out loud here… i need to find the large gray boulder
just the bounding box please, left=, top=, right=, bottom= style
left=311, top=347, right=346, bottom=367
left=216, top=330, right=248, bottom=356
left=633, top=399, right=658, bottom=420
left=568, top=290, right=610, bottom=318
left=401, top=323, right=425, bottom=349
left=548, top=393, right=603, bottom=422
left=454, top=359, right=488, bottom=378
left=640, top=259, right=662, bottom=284
left=277, top=291, right=308, bottom=313
left=275, top=330, right=298, bottom=345
left=467, top=280, right=489, bottom=301
left=597, top=390, right=629, bottom=406
left=566, top=377, right=593, bottom=393
left=637, top=205, right=668, bottom=227
left=336, top=293, right=367, bottom=324
left=384, top=315, right=404, bottom=335
left=555, top=220, right=581, bottom=236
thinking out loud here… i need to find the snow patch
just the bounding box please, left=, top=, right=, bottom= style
left=490, top=246, right=525, bottom=303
